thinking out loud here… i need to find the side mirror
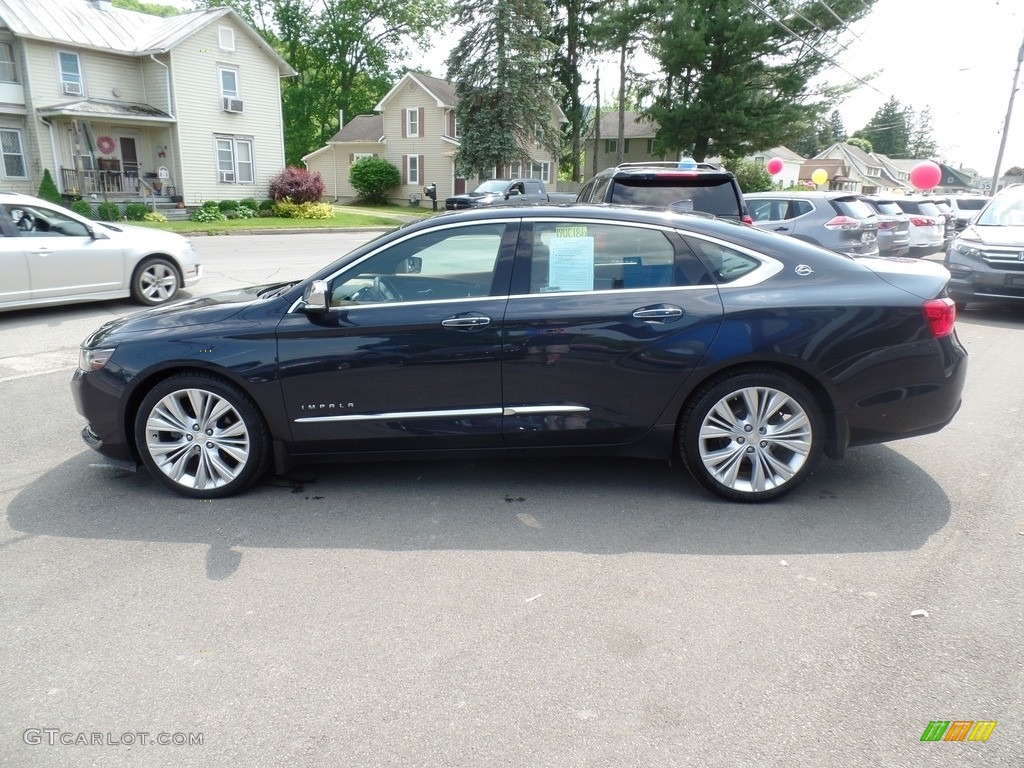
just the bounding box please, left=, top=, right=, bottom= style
left=398, top=256, right=422, bottom=274
left=301, top=279, right=330, bottom=313
left=89, top=226, right=110, bottom=240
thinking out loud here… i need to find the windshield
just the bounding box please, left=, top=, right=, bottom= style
left=976, top=188, right=1024, bottom=225
left=609, top=177, right=741, bottom=218
left=472, top=180, right=511, bottom=194
left=955, top=197, right=988, bottom=211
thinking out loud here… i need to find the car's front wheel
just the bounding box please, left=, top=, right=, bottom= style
left=680, top=370, right=823, bottom=502
left=134, top=374, right=270, bottom=498
left=131, top=257, right=181, bottom=306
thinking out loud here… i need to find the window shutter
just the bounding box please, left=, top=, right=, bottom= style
left=401, top=154, right=407, bottom=185
left=419, top=107, right=425, bottom=136
left=448, top=111, right=455, bottom=137
left=401, top=111, right=407, bottom=139
left=349, top=153, right=354, bottom=163
left=418, top=155, right=424, bottom=184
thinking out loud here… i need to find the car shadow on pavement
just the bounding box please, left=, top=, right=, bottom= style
left=7, top=445, right=951, bottom=579
left=955, top=301, right=1024, bottom=329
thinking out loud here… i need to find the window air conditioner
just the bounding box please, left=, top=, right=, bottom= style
left=222, top=97, right=244, bottom=113
left=63, top=81, right=82, bottom=96
left=219, top=171, right=235, bottom=183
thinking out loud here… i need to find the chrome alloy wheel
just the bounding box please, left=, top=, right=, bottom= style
left=697, top=386, right=812, bottom=494
left=138, top=261, right=179, bottom=303
left=144, top=387, right=251, bottom=490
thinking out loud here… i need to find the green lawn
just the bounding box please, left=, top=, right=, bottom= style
left=131, top=203, right=436, bottom=235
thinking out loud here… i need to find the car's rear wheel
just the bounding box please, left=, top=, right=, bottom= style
left=134, top=374, right=270, bottom=498
left=131, top=257, right=180, bottom=306
left=680, top=370, right=823, bottom=502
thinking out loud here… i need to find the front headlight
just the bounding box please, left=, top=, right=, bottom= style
left=79, top=347, right=116, bottom=372
left=949, top=239, right=984, bottom=260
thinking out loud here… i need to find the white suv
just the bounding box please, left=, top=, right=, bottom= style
left=0, top=192, right=201, bottom=312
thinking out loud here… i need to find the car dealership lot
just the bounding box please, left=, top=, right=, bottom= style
left=1, top=233, right=1022, bottom=766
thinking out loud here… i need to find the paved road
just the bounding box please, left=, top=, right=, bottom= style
left=1, top=234, right=1022, bottom=767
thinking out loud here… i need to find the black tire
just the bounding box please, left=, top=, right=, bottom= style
left=134, top=373, right=271, bottom=498
left=679, top=370, right=823, bottom=502
left=131, top=257, right=181, bottom=306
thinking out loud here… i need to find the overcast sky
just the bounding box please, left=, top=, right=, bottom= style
left=832, top=0, right=1024, bottom=175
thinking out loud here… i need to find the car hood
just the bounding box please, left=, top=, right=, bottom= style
left=963, top=223, right=1024, bottom=246
left=82, top=285, right=278, bottom=346
left=854, top=256, right=951, bottom=300
left=94, top=221, right=188, bottom=245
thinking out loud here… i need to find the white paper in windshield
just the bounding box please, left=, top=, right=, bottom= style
left=547, top=230, right=594, bottom=292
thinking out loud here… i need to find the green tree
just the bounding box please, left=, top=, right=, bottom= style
left=547, top=0, right=598, bottom=181
left=37, top=169, right=62, bottom=205
left=349, top=157, right=401, bottom=204
left=645, top=0, right=876, bottom=162
left=112, top=0, right=182, bottom=16
left=852, top=97, right=907, bottom=157
left=446, top=0, right=562, bottom=178
left=906, top=106, right=938, bottom=159
left=847, top=136, right=873, bottom=154
left=721, top=157, right=772, bottom=193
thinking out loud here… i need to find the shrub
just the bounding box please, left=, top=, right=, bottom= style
left=202, top=199, right=220, bottom=210
left=258, top=198, right=275, bottom=212
left=236, top=205, right=257, bottom=219
left=272, top=199, right=333, bottom=219
left=268, top=166, right=325, bottom=203
left=240, top=197, right=259, bottom=210
left=38, top=169, right=62, bottom=205
left=96, top=202, right=121, bottom=221
left=70, top=200, right=91, bottom=218
left=124, top=203, right=149, bottom=221
left=218, top=199, right=239, bottom=211
left=144, top=211, right=168, bottom=222
left=349, top=157, right=401, bottom=205
left=720, top=157, right=773, bottom=194
left=191, top=206, right=226, bottom=223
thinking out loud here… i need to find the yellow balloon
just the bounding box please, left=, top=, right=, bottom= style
left=811, top=168, right=828, bottom=186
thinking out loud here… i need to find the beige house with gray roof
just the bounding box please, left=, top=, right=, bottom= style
left=0, top=0, right=294, bottom=207
left=304, top=72, right=565, bottom=205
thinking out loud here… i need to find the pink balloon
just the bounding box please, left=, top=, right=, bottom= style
left=909, top=161, right=942, bottom=190
left=766, top=157, right=784, bottom=175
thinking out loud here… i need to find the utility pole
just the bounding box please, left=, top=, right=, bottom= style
left=991, top=33, right=1024, bottom=193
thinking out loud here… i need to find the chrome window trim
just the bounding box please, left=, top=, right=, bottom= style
left=295, top=404, right=589, bottom=424
left=677, top=229, right=785, bottom=288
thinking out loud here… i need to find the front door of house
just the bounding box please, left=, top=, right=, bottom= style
left=119, top=137, right=139, bottom=176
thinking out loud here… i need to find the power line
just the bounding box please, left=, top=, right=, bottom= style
left=816, top=0, right=863, bottom=42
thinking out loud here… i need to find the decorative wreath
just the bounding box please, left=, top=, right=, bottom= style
left=96, top=135, right=116, bottom=155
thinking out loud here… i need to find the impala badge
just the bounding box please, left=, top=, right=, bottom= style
left=795, top=264, right=814, bottom=276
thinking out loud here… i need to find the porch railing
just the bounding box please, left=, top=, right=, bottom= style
left=60, top=167, right=177, bottom=206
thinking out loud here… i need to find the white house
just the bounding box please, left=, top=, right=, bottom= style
left=0, top=0, right=295, bottom=206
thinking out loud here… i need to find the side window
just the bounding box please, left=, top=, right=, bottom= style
left=748, top=200, right=774, bottom=222
left=590, top=174, right=613, bottom=203
left=681, top=236, right=760, bottom=284
left=4, top=203, right=90, bottom=237
left=528, top=222, right=704, bottom=293
left=577, top=179, right=596, bottom=202
left=329, top=224, right=507, bottom=306
left=525, top=180, right=543, bottom=196
left=790, top=200, right=812, bottom=217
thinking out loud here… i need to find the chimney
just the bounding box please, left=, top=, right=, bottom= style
left=89, top=0, right=114, bottom=10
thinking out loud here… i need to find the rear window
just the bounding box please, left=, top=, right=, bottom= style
left=896, top=200, right=941, bottom=217
left=609, top=177, right=741, bottom=217
left=870, top=201, right=903, bottom=215
left=955, top=198, right=987, bottom=211
left=832, top=198, right=876, bottom=219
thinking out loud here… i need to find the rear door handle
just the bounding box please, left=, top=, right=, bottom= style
left=633, top=306, right=683, bottom=323
left=441, top=312, right=491, bottom=330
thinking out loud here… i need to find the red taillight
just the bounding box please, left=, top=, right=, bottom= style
left=923, top=298, right=956, bottom=338
left=876, top=219, right=897, bottom=230
left=741, top=214, right=753, bottom=225
left=823, top=215, right=861, bottom=230
left=909, top=217, right=936, bottom=227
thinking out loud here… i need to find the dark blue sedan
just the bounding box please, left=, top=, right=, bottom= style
left=71, top=205, right=966, bottom=502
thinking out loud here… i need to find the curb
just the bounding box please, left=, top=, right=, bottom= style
left=184, top=226, right=400, bottom=237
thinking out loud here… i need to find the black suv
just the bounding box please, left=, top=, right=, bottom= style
left=576, top=161, right=752, bottom=224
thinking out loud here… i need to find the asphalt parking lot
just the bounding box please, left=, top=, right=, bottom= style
left=1, top=233, right=1022, bottom=767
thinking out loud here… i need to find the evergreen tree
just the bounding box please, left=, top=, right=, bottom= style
left=38, top=169, right=62, bottom=205
left=907, top=106, right=938, bottom=158
left=548, top=0, right=598, bottom=181
left=852, top=97, right=907, bottom=157
left=645, top=0, right=876, bottom=161
left=826, top=110, right=846, bottom=143
left=446, top=0, right=562, bottom=178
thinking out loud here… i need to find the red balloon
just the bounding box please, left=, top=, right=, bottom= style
left=766, top=157, right=784, bottom=175
left=909, top=161, right=942, bottom=190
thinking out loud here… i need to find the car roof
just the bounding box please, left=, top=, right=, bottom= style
left=744, top=191, right=858, bottom=200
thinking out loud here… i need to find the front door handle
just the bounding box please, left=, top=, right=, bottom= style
left=441, top=312, right=491, bottom=330
left=633, top=305, right=683, bottom=323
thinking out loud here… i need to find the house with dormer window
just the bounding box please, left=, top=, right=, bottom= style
left=0, top=0, right=294, bottom=207
left=304, top=72, right=566, bottom=204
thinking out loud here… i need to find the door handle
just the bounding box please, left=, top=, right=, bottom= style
left=441, top=313, right=491, bottom=330
left=30, top=248, right=52, bottom=256
left=633, top=306, right=683, bottom=323
left=772, top=226, right=789, bottom=232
